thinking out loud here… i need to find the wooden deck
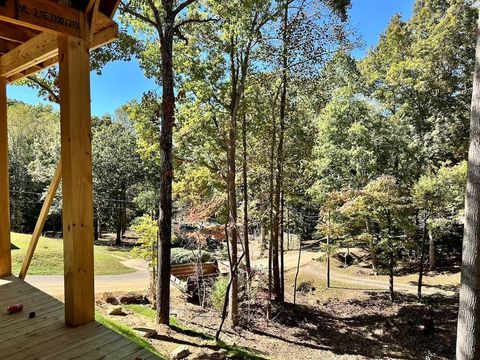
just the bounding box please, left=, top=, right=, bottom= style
left=0, top=276, right=162, bottom=360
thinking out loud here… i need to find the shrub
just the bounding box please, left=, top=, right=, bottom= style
left=171, top=247, right=213, bottom=265
left=210, top=275, right=229, bottom=311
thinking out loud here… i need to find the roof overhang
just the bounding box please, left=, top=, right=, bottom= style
left=0, top=0, right=119, bottom=82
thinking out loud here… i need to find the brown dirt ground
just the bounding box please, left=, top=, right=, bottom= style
left=98, top=279, right=458, bottom=360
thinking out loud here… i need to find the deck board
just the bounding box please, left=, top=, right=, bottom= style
left=0, top=276, right=162, bottom=360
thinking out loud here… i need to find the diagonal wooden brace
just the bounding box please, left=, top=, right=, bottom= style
left=19, top=160, right=62, bottom=280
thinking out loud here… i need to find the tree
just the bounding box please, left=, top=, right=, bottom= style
left=120, top=0, right=208, bottom=325
left=7, top=102, right=60, bottom=234
left=413, top=161, right=466, bottom=298
left=317, top=191, right=349, bottom=288
left=92, top=113, right=142, bottom=245
left=268, top=0, right=353, bottom=302
left=360, top=1, right=477, bottom=176
left=177, top=0, right=275, bottom=325
left=457, top=9, right=480, bottom=356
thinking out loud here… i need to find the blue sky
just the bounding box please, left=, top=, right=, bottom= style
left=7, top=0, right=415, bottom=117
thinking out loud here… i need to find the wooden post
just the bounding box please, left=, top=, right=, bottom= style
left=58, top=35, right=94, bottom=326
left=19, top=161, right=61, bottom=280
left=0, top=77, right=11, bottom=277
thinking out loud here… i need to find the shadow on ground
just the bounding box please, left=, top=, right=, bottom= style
left=248, top=292, right=458, bottom=359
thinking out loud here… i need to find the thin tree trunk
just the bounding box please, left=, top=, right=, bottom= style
left=116, top=205, right=122, bottom=245
left=271, top=0, right=289, bottom=303
left=227, top=109, right=239, bottom=326
left=293, top=236, right=302, bottom=305
left=215, top=251, right=245, bottom=342
left=260, top=220, right=267, bottom=256
left=428, top=229, right=435, bottom=271
left=287, top=205, right=290, bottom=251
left=94, top=208, right=99, bottom=241
left=157, top=8, right=175, bottom=325
left=268, top=101, right=276, bottom=315
left=389, top=252, right=394, bottom=302
left=242, top=113, right=250, bottom=273
left=418, top=216, right=428, bottom=299
left=327, top=211, right=331, bottom=288
left=366, top=218, right=377, bottom=273
left=457, top=13, right=480, bottom=360
left=98, top=215, right=102, bottom=239
left=280, top=191, right=285, bottom=302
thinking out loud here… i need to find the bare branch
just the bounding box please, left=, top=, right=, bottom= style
left=120, top=2, right=158, bottom=28
left=26, top=75, right=60, bottom=104
left=174, top=17, right=218, bottom=31
left=173, top=0, right=196, bottom=16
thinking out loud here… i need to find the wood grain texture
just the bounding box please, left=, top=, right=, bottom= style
left=0, top=31, right=58, bottom=78
left=0, top=77, right=10, bottom=277
left=0, top=276, right=162, bottom=359
left=59, top=35, right=94, bottom=327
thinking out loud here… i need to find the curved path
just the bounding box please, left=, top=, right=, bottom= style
left=26, top=258, right=151, bottom=298
left=24, top=250, right=456, bottom=298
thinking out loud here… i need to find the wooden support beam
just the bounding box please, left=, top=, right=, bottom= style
left=4, top=23, right=118, bottom=83
left=0, top=77, right=11, bottom=277
left=19, top=161, right=62, bottom=280
left=6, top=57, right=58, bottom=83
left=0, top=0, right=116, bottom=41
left=88, top=0, right=100, bottom=43
left=0, top=21, right=39, bottom=44
left=0, top=38, right=20, bottom=54
left=0, top=32, right=58, bottom=78
left=0, top=0, right=86, bottom=40
left=59, top=34, right=94, bottom=326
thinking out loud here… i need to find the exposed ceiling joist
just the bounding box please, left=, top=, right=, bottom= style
left=0, top=32, right=58, bottom=78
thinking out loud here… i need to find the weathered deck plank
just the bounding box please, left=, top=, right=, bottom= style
left=0, top=276, right=162, bottom=360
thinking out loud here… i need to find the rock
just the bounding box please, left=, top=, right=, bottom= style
left=373, top=328, right=384, bottom=336
left=109, top=307, right=127, bottom=316
left=190, top=351, right=208, bottom=360
left=102, top=292, right=119, bottom=305
left=119, top=293, right=148, bottom=305
left=134, top=328, right=157, bottom=339
left=171, top=346, right=191, bottom=359
left=190, top=350, right=227, bottom=360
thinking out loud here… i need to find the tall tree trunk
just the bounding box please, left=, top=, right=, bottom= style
left=280, top=191, right=285, bottom=301
left=242, top=113, right=250, bottom=273
left=268, top=103, right=276, bottom=312
left=121, top=196, right=127, bottom=236
left=93, top=206, right=98, bottom=241
left=97, top=215, right=102, bottom=240
left=116, top=205, right=122, bottom=245
left=327, top=211, right=331, bottom=288
left=287, top=205, right=290, bottom=251
left=157, top=9, right=175, bottom=326
left=365, top=218, right=377, bottom=273
left=260, top=220, right=267, bottom=256
left=293, top=236, right=302, bottom=305
left=428, top=229, right=435, bottom=271
left=227, top=108, right=239, bottom=326
left=271, top=0, right=289, bottom=303
left=457, top=13, right=480, bottom=360
left=389, top=251, right=394, bottom=302
left=418, top=216, right=428, bottom=299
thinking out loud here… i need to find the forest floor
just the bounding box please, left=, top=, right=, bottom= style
left=97, top=277, right=457, bottom=359
left=21, top=234, right=460, bottom=359
left=93, top=240, right=459, bottom=360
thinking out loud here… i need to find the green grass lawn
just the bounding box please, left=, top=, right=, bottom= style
left=11, top=233, right=136, bottom=275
